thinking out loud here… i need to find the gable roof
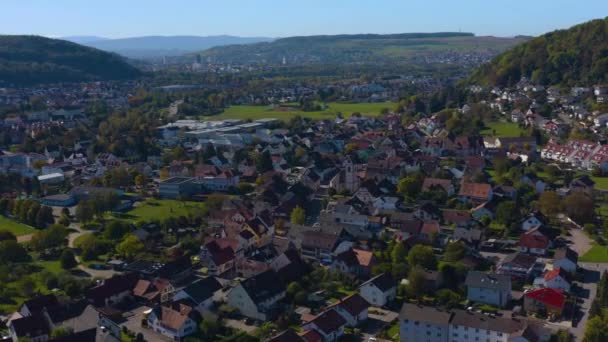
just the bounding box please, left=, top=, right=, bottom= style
left=180, top=277, right=222, bottom=304
left=329, top=293, right=370, bottom=317
left=240, top=270, right=286, bottom=306
left=269, top=329, right=306, bottom=342
left=524, top=288, right=566, bottom=309
left=465, top=271, right=511, bottom=291
left=151, top=304, right=193, bottom=330
left=501, top=253, right=537, bottom=269
left=21, top=294, right=59, bottom=313
left=422, top=178, right=452, bottom=193
left=459, top=182, right=492, bottom=199
left=553, top=247, right=578, bottom=263
left=308, top=309, right=347, bottom=335
left=10, top=314, right=51, bottom=338
left=399, top=303, right=452, bottom=326
left=86, top=273, right=138, bottom=306
left=544, top=267, right=569, bottom=282
left=518, top=230, right=550, bottom=249
left=301, top=231, right=340, bottom=251
left=360, top=273, right=396, bottom=292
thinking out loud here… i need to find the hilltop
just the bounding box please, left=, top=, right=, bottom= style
left=469, top=17, right=608, bottom=87
left=82, top=35, right=275, bottom=58
left=196, top=32, right=527, bottom=65
left=0, top=35, right=141, bottom=86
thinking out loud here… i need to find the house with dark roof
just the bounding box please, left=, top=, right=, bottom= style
left=269, top=329, right=306, bottom=342
left=200, top=238, right=239, bottom=276
left=422, top=177, right=455, bottom=196
left=19, top=294, right=59, bottom=316
left=227, top=270, right=286, bottom=321
left=359, top=273, right=396, bottom=307
left=524, top=288, right=566, bottom=318
left=302, top=309, right=347, bottom=342
left=173, top=277, right=223, bottom=313
left=327, top=293, right=370, bottom=327
left=85, top=273, right=138, bottom=307
left=497, top=253, right=539, bottom=280
left=9, top=313, right=51, bottom=342
left=399, top=303, right=451, bottom=342
left=147, top=303, right=198, bottom=340
left=552, top=247, right=578, bottom=273
left=331, top=248, right=376, bottom=278
left=465, top=271, right=512, bottom=307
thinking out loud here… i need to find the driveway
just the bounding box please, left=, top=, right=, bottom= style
left=566, top=228, right=593, bottom=256
left=224, top=318, right=257, bottom=333
left=120, top=305, right=171, bottom=342
left=569, top=263, right=608, bottom=341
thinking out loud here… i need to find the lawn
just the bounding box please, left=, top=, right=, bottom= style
left=112, top=199, right=207, bottom=223
left=481, top=121, right=527, bottom=138
left=0, top=215, right=36, bottom=236
left=580, top=243, right=608, bottom=262
left=591, top=176, right=608, bottom=191
left=201, top=102, right=396, bottom=121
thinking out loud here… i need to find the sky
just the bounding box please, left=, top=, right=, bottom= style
left=1, top=0, right=607, bottom=39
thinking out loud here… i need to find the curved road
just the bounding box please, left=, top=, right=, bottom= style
left=67, top=223, right=118, bottom=279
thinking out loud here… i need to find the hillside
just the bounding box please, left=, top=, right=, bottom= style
left=197, top=32, right=527, bottom=65
left=469, top=17, right=608, bottom=87
left=83, top=35, right=275, bottom=58
left=0, top=35, right=141, bottom=86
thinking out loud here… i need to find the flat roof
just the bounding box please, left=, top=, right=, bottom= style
left=38, top=173, right=64, bottom=180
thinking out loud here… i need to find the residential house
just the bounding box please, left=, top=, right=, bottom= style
left=300, top=231, right=340, bottom=264
left=332, top=248, right=376, bottom=278
left=359, top=273, right=397, bottom=307
left=458, top=182, right=493, bottom=203
left=497, top=253, right=538, bottom=279
left=226, top=270, right=286, bottom=321
left=533, top=267, right=571, bottom=292
left=8, top=314, right=51, bottom=342
left=147, top=303, right=198, bottom=341
left=200, top=238, right=239, bottom=276
left=269, top=329, right=306, bottom=342
left=85, top=273, right=137, bottom=307
left=465, top=271, right=511, bottom=308
left=327, top=293, right=370, bottom=327
left=523, top=288, right=566, bottom=318
left=517, top=228, right=550, bottom=255
left=172, top=277, right=223, bottom=313
left=552, top=248, right=578, bottom=273
left=399, top=303, right=451, bottom=342
left=422, top=178, right=455, bottom=196
left=521, top=213, right=546, bottom=231
left=132, top=278, right=175, bottom=304
left=302, top=309, right=347, bottom=342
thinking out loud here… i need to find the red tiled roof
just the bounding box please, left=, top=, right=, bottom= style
left=459, top=183, right=492, bottom=199
left=544, top=267, right=568, bottom=282
left=353, top=249, right=374, bottom=267
left=525, top=288, right=566, bottom=309
left=518, top=231, right=549, bottom=249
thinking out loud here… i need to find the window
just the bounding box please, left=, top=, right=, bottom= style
left=414, top=321, right=419, bottom=326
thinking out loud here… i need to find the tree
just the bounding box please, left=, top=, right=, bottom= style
left=397, top=175, right=423, bottom=199
left=60, top=249, right=78, bottom=269
left=30, top=224, right=68, bottom=251
left=50, top=327, right=72, bottom=339
left=407, top=267, right=427, bottom=299
left=75, top=201, right=94, bottom=223
left=407, top=245, right=436, bottom=270
left=495, top=201, right=518, bottom=226
left=35, top=205, right=54, bottom=228
left=103, top=220, right=130, bottom=240
left=436, top=289, right=462, bottom=309
left=256, top=150, right=274, bottom=173
left=443, top=242, right=466, bottom=262
left=115, top=235, right=144, bottom=260
left=0, top=240, right=29, bottom=263
left=290, top=206, right=306, bottom=225
left=564, top=192, right=594, bottom=224
left=391, top=242, right=408, bottom=264
left=135, top=174, right=145, bottom=187
left=583, top=314, right=608, bottom=342
left=538, top=191, right=562, bottom=216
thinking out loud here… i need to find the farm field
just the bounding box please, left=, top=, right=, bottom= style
left=0, top=215, right=36, bottom=236
left=201, top=102, right=396, bottom=121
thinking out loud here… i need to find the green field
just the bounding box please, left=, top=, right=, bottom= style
left=202, top=102, right=396, bottom=121
left=580, top=243, right=608, bottom=262
left=591, top=176, right=608, bottom=191
left=0, top=215, right=36, bottom=236
left=113, top=199, right=207, bottom=222
left=481, top=122, right=527, bottom=138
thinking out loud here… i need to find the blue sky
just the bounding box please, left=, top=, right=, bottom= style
left=1, top=0, right=607, bottom=38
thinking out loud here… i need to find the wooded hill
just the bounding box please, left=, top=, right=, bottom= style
left=0, top=35, right=142, bottom=86
left=469, top=17, right=608, bottom=87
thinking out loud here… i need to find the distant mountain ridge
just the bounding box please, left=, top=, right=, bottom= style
left=0, top=35, right=141, bottom=86
left=196, top=32, right=527, bottom=65
left=80, top=35, right=275, bottom=58
left=62, top=36, right=109, bottom=44
left=469, top=17, right=608, bottom=87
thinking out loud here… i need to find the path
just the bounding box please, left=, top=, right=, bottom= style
left=67, top=223, right=118, bottom=279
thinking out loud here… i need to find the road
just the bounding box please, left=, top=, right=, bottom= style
left=67, top=223, right=118, bottom=279
left=570, top=263, right=608, bottom=341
